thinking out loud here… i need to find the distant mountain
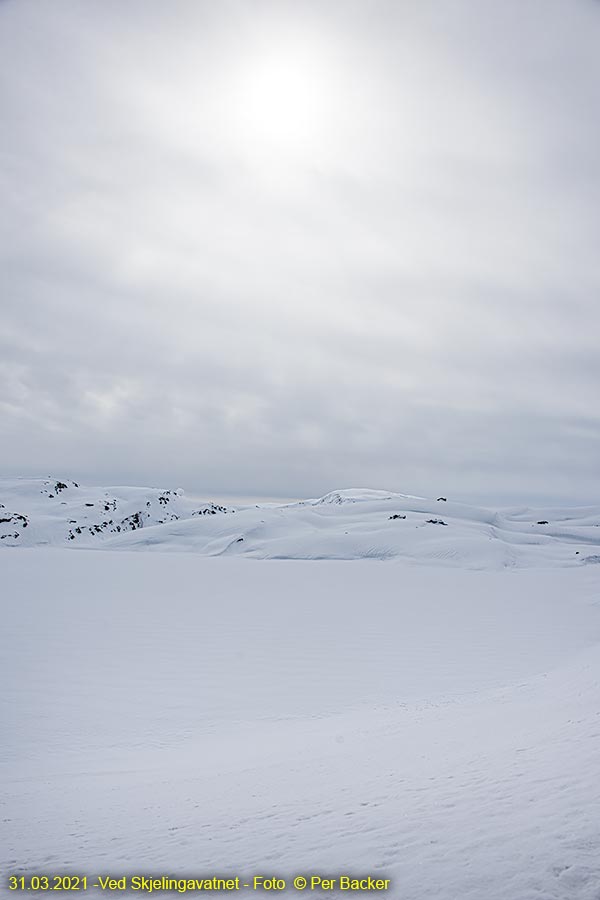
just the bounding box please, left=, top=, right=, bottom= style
left=0, top=477, right=235, bottom=548
left=2, top=476, right=600, bottom=567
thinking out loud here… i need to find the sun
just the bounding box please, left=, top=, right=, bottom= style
left=242, top=52, right=318, bottom=141
left=228, top=37, right=338, bottom=158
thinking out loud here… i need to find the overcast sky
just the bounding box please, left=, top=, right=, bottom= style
left=2, top=0, right=600, bottom=504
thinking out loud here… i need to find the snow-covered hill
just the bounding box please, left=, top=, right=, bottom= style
left=2, top=477, right=600, bottom=567
left=3, top=477, right=600, bottom=898
left=0, top=476, right=235, bottom=547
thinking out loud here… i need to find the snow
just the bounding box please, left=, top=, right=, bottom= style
left=3, top=476, right=600, bottom=567
left=2, top=478, right=600, bottom=898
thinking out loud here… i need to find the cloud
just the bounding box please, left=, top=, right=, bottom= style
left=2, top=0, right=600, bottom=503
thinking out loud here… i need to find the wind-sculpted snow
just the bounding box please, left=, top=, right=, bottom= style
left=2, top=476, right=600, bottom=567
left=3, top=482, right=600, bottom=897
left=3, top=551, right=600, bottom=899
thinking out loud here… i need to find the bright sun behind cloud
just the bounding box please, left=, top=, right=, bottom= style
left=227, top=34, right=343, bottom=159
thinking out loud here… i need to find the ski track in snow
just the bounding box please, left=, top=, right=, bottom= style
left=2, top=478, right=600, bottom=899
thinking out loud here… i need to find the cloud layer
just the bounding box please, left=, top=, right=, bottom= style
left=2, top=0, right=600, bottom=503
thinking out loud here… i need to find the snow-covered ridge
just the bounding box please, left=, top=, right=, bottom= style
left=2, top=476, right=600, bottom=567
left=0, top=476, right=235, bottom=548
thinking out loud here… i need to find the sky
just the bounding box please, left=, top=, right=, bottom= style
left=1, top=0, right=600, bottom=505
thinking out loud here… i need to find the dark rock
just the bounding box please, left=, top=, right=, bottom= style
left=191, top=503, right=231, bottom=516
left=120, top=511, right=144, bottom=531
left=1, top=513, right=28, bottom=528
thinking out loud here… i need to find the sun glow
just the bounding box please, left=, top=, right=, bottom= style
left=229, top=38, right=340, bottom=157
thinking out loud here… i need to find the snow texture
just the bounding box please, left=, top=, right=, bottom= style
left=2, top=478, right=600, bottom=899
left=2, top=477, right=600, bottom=568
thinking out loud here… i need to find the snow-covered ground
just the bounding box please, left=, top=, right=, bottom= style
left=3, top=477, right=600, bottom=567
left=2, top=478, right=600, bottom=899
